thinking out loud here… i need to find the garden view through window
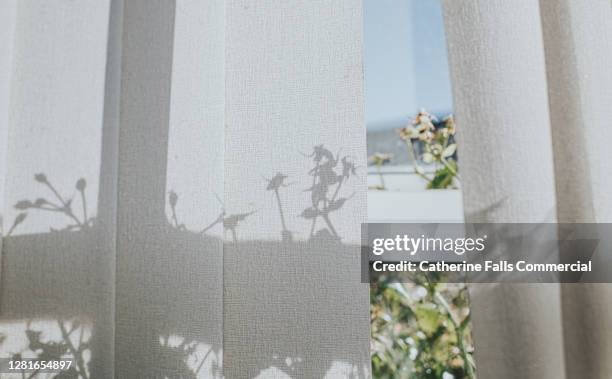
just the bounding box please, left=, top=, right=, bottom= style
left=365, top=1, right=475, bottom=378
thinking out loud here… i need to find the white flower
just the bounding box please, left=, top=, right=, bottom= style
left=409, top=347, right=418, bottom=360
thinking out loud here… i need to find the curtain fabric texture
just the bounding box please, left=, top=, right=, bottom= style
left=0, top=0, right=368, bottom=378
left=1, top=0, right=611, bottom=378
left=442, top=0, right=612, bottom=378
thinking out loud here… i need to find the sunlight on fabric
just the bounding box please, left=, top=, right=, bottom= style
left=165, top=0, right=225, bottom=238
left=254, top=366, right=292, bottom=379
left=222, top=143, right=363, bottom=244
left=158, top=334, right=221, bottom=378
left=0, top=318, right=92, bottom=379
left=3, top=0, right=109, bottom=236
left=324, top=360, right=369, bottom=378
left=252, top=360, right=367, bottom=378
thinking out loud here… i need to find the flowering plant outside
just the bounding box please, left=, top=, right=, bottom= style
left=399, top=110, right=459, bottom=189
left=371, top=275, right=476, bottom=379
left=369, top=152, right=393, bottom=190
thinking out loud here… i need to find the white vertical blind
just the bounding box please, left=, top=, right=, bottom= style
left=1, top=1, right=370, bottom=377
left=443, top=0, right=612, bottom=378
left=3, top=0, right=610, bottom=378
left=541, top=0, right=612, bottom=377
left=114, top=0, right=224, bottom=377
left=164, top=0, right=226, bottom=374
left=223, top=1, right=370, bottom=377
left=0, top=0, right=17, bottom=273
left=0, top=0, right=116, bottom=377
left=442, top=1, right=566, bottom=378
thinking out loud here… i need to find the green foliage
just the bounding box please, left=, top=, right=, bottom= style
left=371, top=276, right=476, bottom=379
left=427, top=160, right=457, bottom=190
left=369, top=153, right=393, bottom=190
left=399, top=110, right=460, bottom=190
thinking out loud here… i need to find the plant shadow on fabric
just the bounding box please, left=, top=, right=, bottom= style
left=4, top=144, right=363, bottom=379
left=4, top=174, right=221, bottom=378
left=299, top=145, right=357, bottom=241
left=3, top=176, right=96, bottom=378
left=191, top=144, right=357, bottom=244
left=4, top=145, right=473, bottom=378
left=7, top=175, right=94, bottom=237
left=0, top=319, right=91, bottom=379
left=192, top=145, right=369, bottom=378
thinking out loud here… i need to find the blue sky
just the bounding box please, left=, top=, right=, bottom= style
left=364, top=0, right=453, bottom=130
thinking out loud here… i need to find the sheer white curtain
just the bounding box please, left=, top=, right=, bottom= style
left=442, top=0, right=612, bottom=378
left=1, top=0, right=369, bottom=378
left=3, top=0, right=609, bottom=378
left=1, top=0, right=117, bottom=377
left=223, top=1, right=369, bottom=378
left=541, top=2, right=612, bottom=377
